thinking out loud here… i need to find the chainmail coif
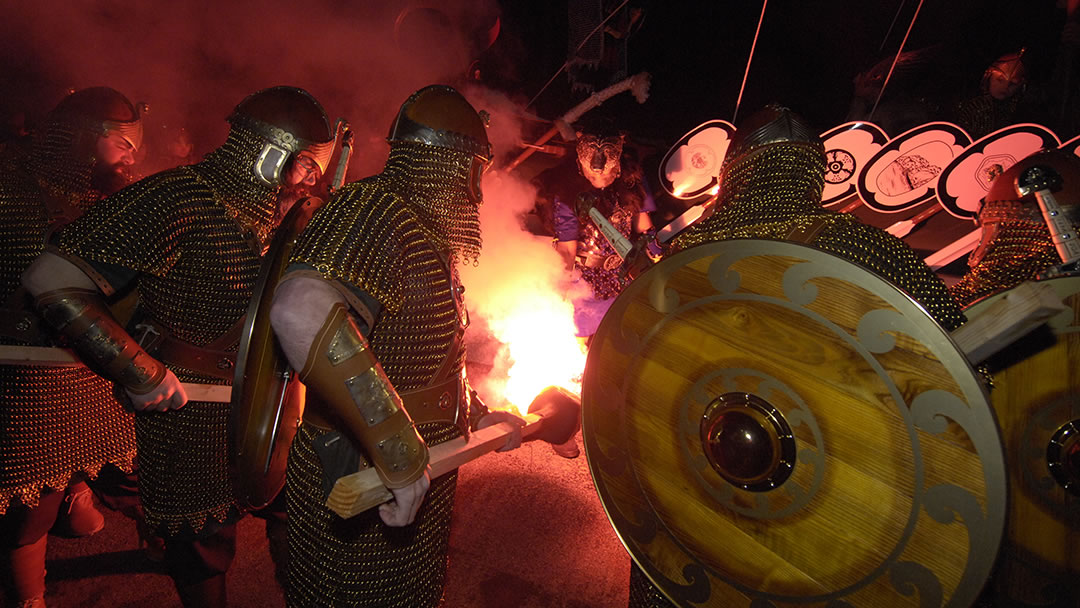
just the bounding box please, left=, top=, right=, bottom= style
left=382, top=141, right=482, bottom=266
left=27, top=115, right=101, bottom=212
left=950, top=203, right=1060, bottom=308
left=672, top=139, right=964, bottom=331
left=195, top=124, right=283, bottom=250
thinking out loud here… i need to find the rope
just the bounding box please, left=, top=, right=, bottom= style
left=870, top=0, right=924, bottom=120
left=732, top=0, right=769, bottom=124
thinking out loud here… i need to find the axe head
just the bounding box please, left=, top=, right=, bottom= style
left=526, top=386, right=581, bottom=445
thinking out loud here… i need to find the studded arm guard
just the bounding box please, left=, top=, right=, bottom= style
left=299, top=302, right=429, bottom=489
left=35, top=287, right=166, bottom=394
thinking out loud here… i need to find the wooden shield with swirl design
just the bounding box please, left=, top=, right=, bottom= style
left=582, top=239, right=1006, bottom=608
left=965, top=275, right=1080, bottom=605
left=231, top=196, right=324, bottom=511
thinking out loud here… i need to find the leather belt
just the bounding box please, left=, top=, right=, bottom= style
left=134, top=317, right=241, bottom=381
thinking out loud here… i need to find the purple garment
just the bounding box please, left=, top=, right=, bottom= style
left=553, top=196, right=580, bottom=242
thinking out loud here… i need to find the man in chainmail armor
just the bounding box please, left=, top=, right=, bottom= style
left=270, top=84, right=522, bottom=608
left=635, top=104, right=966, bottom=608
left=672, top=104, right=963, bottom=330
left=949, top=148, right=1079, bottom=308
left=0, top=87, right=141, bottom=608
left=22, top=86, right=335, bottom=607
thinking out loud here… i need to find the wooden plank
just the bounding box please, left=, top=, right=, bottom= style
left=326, top=413, right=544, bottom=518
left=0, top=344, right=233, bottom=403
left=952, top=281, right=1067, bottom=365
left=925, top=228, right=981, bottom=269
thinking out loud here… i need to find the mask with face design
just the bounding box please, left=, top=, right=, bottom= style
left=576, top=134, right=624, bottom=188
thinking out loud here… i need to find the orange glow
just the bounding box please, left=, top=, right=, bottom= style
left=462, top=170, right=587, bottom=416
left=483, top=290, right=586, bottom=415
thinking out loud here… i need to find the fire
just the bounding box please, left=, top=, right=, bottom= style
left=485, top=290, right=586, bottom=414
left=461, top=169, right=588, bottom=416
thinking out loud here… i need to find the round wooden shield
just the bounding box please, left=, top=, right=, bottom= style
left=582, top=239, right=1007, bottom=607
left=231, top=196, right=324, bottom=511
left=965, top=275, right=1080, bottom=605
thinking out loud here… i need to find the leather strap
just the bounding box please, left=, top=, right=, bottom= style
left=400, top=372, right=465, bottom=427
left=134, top=315, right=243, bottom=381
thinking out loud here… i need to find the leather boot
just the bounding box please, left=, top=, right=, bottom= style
left=49, top=482, right=104, bottom=538
left=175, top=574, right=226, bottom=608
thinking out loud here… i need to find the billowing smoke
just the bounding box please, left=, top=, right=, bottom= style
left=461, top=167, right=589, bottom=411
left=0, top=0, right=503, bottom=177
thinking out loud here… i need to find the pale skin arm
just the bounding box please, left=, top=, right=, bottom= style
left=555, top=240, right=578, bottom=271
left=269, top=275, right=431, bottom=527
left=21, top=251, right=187, bottom=412
left=634, top=211, right=654, bottom=235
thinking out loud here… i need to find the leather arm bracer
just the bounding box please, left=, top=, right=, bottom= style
left=299, top=302, right=429, bottom=489
left=35, top=288, right=166, bottom=394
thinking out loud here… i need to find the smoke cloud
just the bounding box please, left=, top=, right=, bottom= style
left=1, top=0, right=503, bottom=177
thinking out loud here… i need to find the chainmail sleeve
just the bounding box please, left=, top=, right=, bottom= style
left=55, top=169, right=202, bottom=284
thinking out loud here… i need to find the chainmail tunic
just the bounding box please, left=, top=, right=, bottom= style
left=953, top=94, right=1021, bottom=141
left=578, top=201, right=633, bottom=299
left=286, top=142, right=477, bottom=607
left=55, top=125, right=281, bottom=536
left=0, top=143, right=136, bottom=513
left=950, top=203, right=1060, bottom=308
left=673, top=143, right=965, bottom=331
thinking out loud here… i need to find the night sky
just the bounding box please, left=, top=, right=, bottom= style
left=487, top=0, right=1069, bottom=143
left=0, top=0, right=1071, bottom=172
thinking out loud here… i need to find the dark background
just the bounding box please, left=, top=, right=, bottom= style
left=484, top=0, right=1068, bottom=140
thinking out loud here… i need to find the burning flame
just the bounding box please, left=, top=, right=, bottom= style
left=461, top=170, right=588, bottom=415
left=484, top=289, right=586, bottom=414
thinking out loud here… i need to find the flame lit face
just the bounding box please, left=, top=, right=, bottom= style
left=284, top=152, right=322, bottom=187
left=577, top=135, right=623, bottom=189
left=95, top=131, right=136, bottom=169
left=92, top=131, right=137, bottom=194
left=277, top=152, right=323, bottom=218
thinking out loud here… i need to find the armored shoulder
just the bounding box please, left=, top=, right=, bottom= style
left=290, top=178, right=422, bottom=313
left=57, top=167, right=214, bottom=277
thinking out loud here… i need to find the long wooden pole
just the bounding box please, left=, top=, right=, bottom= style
left=0, top=345, right=232, bottom=403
